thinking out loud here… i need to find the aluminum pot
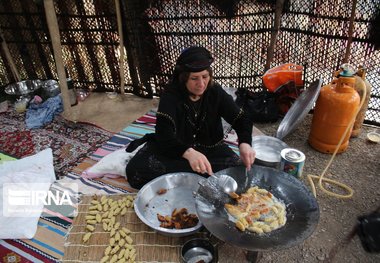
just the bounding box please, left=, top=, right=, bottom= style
left=41, top=79, right=61, bottom=99
left=251, top=135, right=288, bottom=169
left=181, top=238, right=218, bottom=263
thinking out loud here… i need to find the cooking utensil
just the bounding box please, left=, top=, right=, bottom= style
left=134, top=172, right=204, bottom=237
left=209, top=174, right=237, bottom=194
left=41, top=79, right=61, bottom=99
left=250, top=79, right=321, bottom=169
left=195, top=165, right=319, bottom=251
left=181, top=238, right=217, bottom=263
left=251, top=135, right=288, bottom=168
left=276, top=79, right=322, bottom=140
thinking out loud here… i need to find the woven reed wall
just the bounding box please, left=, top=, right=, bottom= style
left=0, top=0, right=131, bottom=93
left=0, top=0, right=379, bottom=125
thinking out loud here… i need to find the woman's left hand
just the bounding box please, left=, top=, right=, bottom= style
left=239, top=143, right=256, bottom=171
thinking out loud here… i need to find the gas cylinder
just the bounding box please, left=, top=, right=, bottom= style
left=308, top=65, right=360, bottom=153
left=351, top=66, right=372, bottom=137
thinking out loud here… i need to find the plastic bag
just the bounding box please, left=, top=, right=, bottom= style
left=235, top=89, right=280, bottom=123
left=0, top=148, right=56, bottom=239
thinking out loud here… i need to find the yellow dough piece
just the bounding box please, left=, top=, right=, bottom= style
left=225, top=186, right=287, bottom=234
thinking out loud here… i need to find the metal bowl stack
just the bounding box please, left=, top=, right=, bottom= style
left=5, top=79, right=42, bottom=96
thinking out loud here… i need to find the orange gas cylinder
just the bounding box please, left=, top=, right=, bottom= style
left=308, top=74, right=360, bottom=153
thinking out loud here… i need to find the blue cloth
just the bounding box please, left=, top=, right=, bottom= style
left=25, top=95, right=64, bottom=129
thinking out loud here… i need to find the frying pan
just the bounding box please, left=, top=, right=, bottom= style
left=195, top=165, right=319, bottom=251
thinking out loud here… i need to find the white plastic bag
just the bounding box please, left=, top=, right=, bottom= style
left=0, top=148, right=56, bottom=239
left=82, top=144, right=144, bottom=179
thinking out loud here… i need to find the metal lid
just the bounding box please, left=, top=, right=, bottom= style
left=276, top=79, right=322, bottom=140
left=285, top=150, right=302, bottom=161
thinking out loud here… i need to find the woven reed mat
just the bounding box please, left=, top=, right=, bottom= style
left=63, top=194, right=210, bottom=263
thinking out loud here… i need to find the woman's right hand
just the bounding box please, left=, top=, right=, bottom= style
left=182, top=147, right=213, bottom=175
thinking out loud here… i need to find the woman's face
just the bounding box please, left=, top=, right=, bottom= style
left=185, top=70, right=210, bottom=100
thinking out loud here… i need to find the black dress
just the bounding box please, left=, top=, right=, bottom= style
left=126, top=83, right=252, bottom=189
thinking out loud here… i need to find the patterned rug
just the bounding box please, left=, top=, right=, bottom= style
left=0, top=110, right=114, bottom=178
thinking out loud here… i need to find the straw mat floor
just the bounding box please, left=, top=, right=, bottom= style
left=63, top=194, right=209, bottom=263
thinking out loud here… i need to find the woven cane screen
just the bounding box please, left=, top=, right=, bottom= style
left=0, top=0, right=379, bottom=125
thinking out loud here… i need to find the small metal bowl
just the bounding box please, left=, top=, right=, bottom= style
left=5, top=80, right=42, bottom=96
left=181, top=238, right=217, bottom=263
left=106, top=91, right=118, bottom=99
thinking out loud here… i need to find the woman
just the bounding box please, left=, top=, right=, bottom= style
left=126, top=46, right=255, bottom=189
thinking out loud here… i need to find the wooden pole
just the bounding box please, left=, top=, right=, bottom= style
left=265, top=0, right=285, bottom=72
left=43, top=0, right=74, bottom=120
left=343, top=0, right=358, bottom=63
left=0, top=31, right=21, bottom=82
left=115, top=0, right=126, bottom=95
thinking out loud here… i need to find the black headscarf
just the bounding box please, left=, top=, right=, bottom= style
left=167, top=46, right=214, bottom=95
left=175, top=46, right=214, bottom=72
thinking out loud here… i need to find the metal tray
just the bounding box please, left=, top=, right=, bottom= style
left=134, top=172, right=204, bottom=237
left=276, top=79, right=322, bottom=139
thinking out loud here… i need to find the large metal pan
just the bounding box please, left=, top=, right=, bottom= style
left=276, top=79, right=322, bottom=140
left=195, top=165, right=319, bottom=251
left=134, top=172, right=204, bottom=237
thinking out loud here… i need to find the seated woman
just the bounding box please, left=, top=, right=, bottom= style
left=126, top=46, right=256, bottom=189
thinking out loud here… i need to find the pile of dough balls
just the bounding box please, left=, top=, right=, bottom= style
left=82, top=195, right=137, bottom=263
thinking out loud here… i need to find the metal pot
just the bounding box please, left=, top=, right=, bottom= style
left=251, top=135, right=288, bottom=169
left=250, top=80, right=323, bottom=169
left=41, top=79, right=61, bottom=99
left=181, top=238, right=218, bottom=263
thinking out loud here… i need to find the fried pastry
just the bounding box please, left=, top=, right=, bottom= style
left=157, top=208, right=199, bottom=229
left=225, top=186, right=286, bottom=234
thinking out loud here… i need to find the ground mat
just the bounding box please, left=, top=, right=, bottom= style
left=63, top=194, right=210, bottom=262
